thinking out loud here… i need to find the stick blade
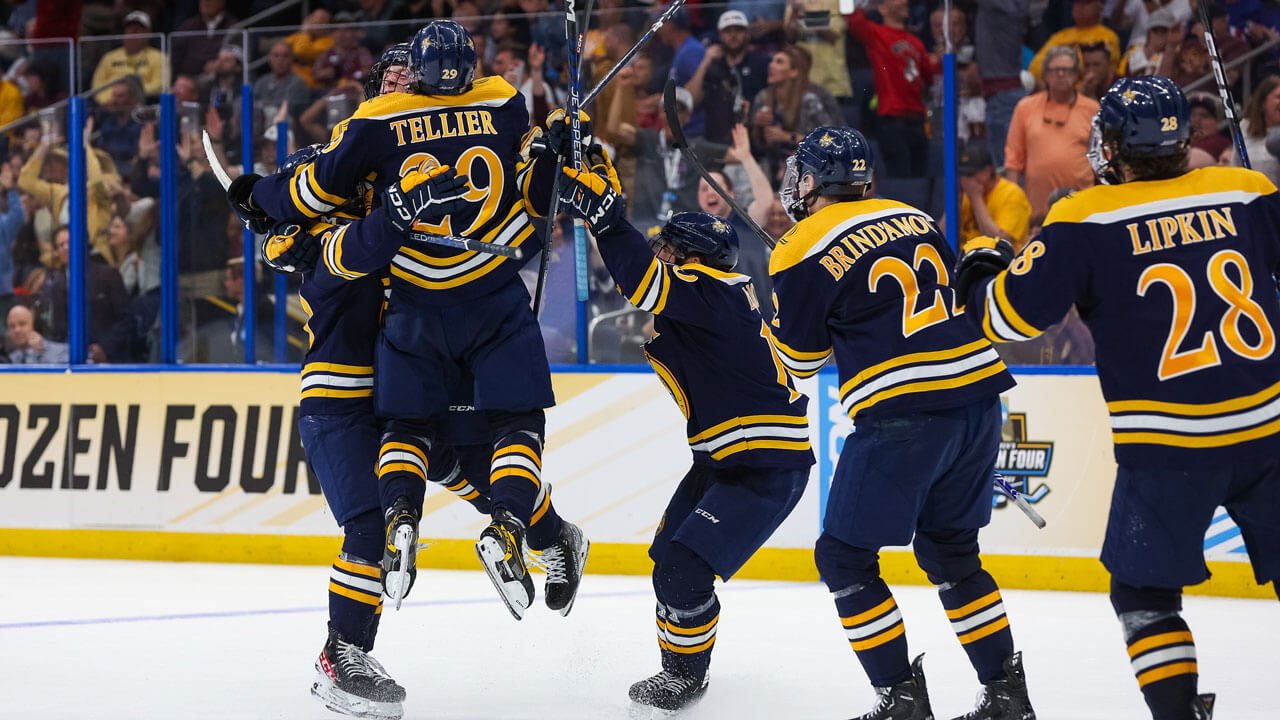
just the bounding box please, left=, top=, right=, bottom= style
left=661, top=78, right=689, bottom=150
left=202, top=130, right=232, bottom=191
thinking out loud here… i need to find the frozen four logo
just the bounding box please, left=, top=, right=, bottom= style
left=993, top=410, right=1053, bottom=510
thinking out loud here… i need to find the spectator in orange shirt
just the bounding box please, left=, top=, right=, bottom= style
left=1004, top=46, right=1099, bottom=217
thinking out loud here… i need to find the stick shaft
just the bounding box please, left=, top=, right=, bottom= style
left=582, top=0, right=688, bottom=106
left=408, top=231, right=522, bottom=259
left=1199, top=0, right=1249, bottom=168
left=994, top=473, right=1047, bottom=529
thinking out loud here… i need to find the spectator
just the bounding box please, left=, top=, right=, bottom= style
left=484, top=5, right=533, bottom=69
left=299, top=80, right=363, bottom=146
left=0, top=162, right=23, bottom=312
left=785, top=0, right=852, bottom=109
left=956, top=140, right=1032, bottom=252
left=1004, top=45, right=1099, bottom=216
left=591, top=22, right=638, bottom=136
left=698, top=123, right=775, bottom=315
left=0, top=73, right=22, bottom=131
left=172, top=74, right=200, bottom=105
left=1237, top=73, right=1280, bottom=185
left=171, top=0, right=239, bottom=79
left=5, top=303, right=67, bottom=363
left=491, top=43, right=557, bottom=126
left=1028, top=0, right=1121, bottom=81
left=657, top=8, right=705, bottom=137
left=730, top=0, right=787, bottom=48
left=1189, top=93, right=1232, bottom=160
left=1159, top=7, right=1250, bottom=88
left=313, top=14, right=375, bottom=89
left=686, top=11, right=770, bottom=146
left=601, top=54, right=656, bottom=194
left=764, top=197, right=794, bottom=239
left=93, top=81, right=144, bottom=179
left=356, top=0, right=401, bottom=54
left=175, top=131, right=230, bottom=299
left=19, top=119, right=121, bottom=260
left=1119, top=7, right=1175, bottom=76
left=181, top=256, right=289, bottom=363
left=253, top=41, right=310, bottom=129
left=750, top=46, right=842, bottom=180
left=22, top=225, right=129, bottom=355
left=90, top=11, right=164, bottom=102
left=1109, top=0, right=1191, bottom=47
left=1078, top=41, right=1116, bottom=100
left=285, top=8, right=335, bottom=89
left=955, top=48, right=987, bottom=142
left=19, top=60, right=65, bottom=111
left=394, top=1, right=459, bottom=44
left=845, top=0, right=936, bottom=178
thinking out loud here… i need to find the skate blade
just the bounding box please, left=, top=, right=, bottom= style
left=385, top=526, right=416, bottom=610
left=627, top=701, right=680, bottom=719
left=558, top=538, right=591, bottom=618
left=475, top=537, right=532, bottom=621
left=311, top=675, right=404, bottom=720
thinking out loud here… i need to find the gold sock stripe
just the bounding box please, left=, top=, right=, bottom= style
left=1128, top=631, right=1195, bottom=658
left=957, top=616, right=1010, bottom=645
left=380, top=441, right=428, bottom=465
left=1137, top=661, right=1198, bottom=687
left=530, top=491, right=552, bottom=525
left=329, top=581, right=381, bottom=606
left=333, top=557, right=380, bottom=578
left=661, top=614, right=720, bottom=636
left=848, top=621, right=906, bottom=651
left=493, top=443, right=542, bottom=469
left=491, top=466, right=541, bottom=487
left=667, top=637, right=716, bottom=654
left=379, top=461, right=426, bottom=481
left=945, top=589, right=1002, bottom=619
left=842, top=597, right=897, bottom=627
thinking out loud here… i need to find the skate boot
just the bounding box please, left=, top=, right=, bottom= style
left=311, top=628, right=406, bottom=720
left=855, top=654, right=934, bottom=720
left=527, top=519, right=590, bottom=616
left=1191, top=693, right=1215, bottom=719
left=628, top=669, right=709, bottom=717
left=950, top=652, right=1035, bottom=720
left=381, top=497, right=419, bottom=610
left=476, top=509, right=535, bottom=620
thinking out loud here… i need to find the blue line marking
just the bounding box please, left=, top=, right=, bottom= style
left=1204, top=526, right=1242, bottom=548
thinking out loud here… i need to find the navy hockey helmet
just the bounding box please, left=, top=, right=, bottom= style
left=781, top=126, right=873, bottom=221
left=365, top=42, right=412, bottom=100
left=278, top=143, right=322, bottom=176
left=652, top=212, right=739, bottom=271
left=278, top=144, right=368, bottom=219
left=1088, top=75, right=1190, bottom=183
left=409, top=21, right=477, bottom=96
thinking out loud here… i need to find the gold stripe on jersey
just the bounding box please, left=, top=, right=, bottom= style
left=838, top=341, right=1006, bottom=417
left=769, top=199, right=932, bottom=274
left=1109, top=377, right=1280, bottom=448
left=400, top=203, right=525, bottom=268
left=1112, top=416, right=1280, bottom=449
left=673, top=264, right=752, bottom=284
left=323, top=225, right=366, bottom=280
left=1108, top=378, right=1280, bottom=415
left=772, top=335, right=833, bottom=377
left=845, top=362, right=1008, bottom=417
left=349, top=77, right=519, bottom=121
left=646, top=352, right=690, bottom=419
left=305, top=362, right=374, bottom=376
left=688, top=414, right=810, bottom=461
left=625, top=257, right=673, bottom=313
left=838, top=340, right=989, bottom=398
left=1043, top=166, right=1276, bottom=227
left=300, top=296, right=315, bottom=349
left=390, top=209, right=534, bottom=290
left=300, top=362, right=374, bottom=401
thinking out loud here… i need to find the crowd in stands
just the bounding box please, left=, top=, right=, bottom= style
left=0, top=0, right=1278, bottom=365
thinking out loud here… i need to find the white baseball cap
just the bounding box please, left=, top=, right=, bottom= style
left=718, top=10, right=749, bottom=31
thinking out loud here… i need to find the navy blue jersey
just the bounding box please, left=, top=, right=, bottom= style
left=965, top=166, right=1280, bottom=469
left=597, top=221, right=813, bottom=470
left=769, top=199, right=1014, bottom=421
left=253, top=79, right=544, bottom=304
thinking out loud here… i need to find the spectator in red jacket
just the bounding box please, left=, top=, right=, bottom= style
left=845, top=0, right=937, bottom=177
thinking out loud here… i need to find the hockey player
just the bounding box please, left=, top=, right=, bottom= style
left=557, top=159, right=813, bottom=715
left=956, top=75, right=1280, bottom=720
left=239, top=20, right=588, bottom=620
left=769, top=127, right=1035, bottom=720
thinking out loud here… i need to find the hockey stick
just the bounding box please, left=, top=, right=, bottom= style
left=1198, top=1, right=1249, bottom=168
left=661, top=79, right=776, bottom=250
left=581, top=0, right=688, bottom=107
left=566, top=0, right=590, bottom=302
left=204, top=131, right=518, bottom=259
left=994, top=472, right=1047, bottom=529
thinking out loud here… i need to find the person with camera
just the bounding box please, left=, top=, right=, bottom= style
left=686, top=10, right=772, bottom=146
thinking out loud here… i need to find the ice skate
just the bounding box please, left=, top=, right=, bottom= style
left=628, top=669, right=709, bottom=717
left=1191, top=693, right=1215, bottom=719
left=311, top=628, right=406, bottom=720
left=475, top=509, right=535, bottom=620
left=950, top=652, right=1034, bottom=720
left=855, top=654, right=933, bottom=720
left=526, top=519, right=589, bottom=616
left=381, top=497, right=419, bottom=609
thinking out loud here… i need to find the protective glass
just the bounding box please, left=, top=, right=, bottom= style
left=1086, top=114, right=1112, bottom=185
left=779, top=154, right=803, bottom=222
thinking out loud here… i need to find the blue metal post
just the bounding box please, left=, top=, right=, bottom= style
left=943, top=52, right=958, bottom=251
left=159, top=94, right=178, bottom=363
left=67, top=97, right=88, bottom=364
left=576, top=295, right=588, bottom=364
left=241, top=83, right=256, bottom=363
left=274, top=121, right=290, bottom=362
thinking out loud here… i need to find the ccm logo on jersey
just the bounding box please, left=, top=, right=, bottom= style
left=695, top=508, right=721, bottom=524
left=389, top=110, right=499, bottom=146
left=1125, top=206, right=1237, bottom=256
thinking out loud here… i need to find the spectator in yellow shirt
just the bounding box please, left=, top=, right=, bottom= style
left=91, top=12, right=165, bottom=103
left=285, top=8, right=336, bottom=89
left=1028, top=0, right=1121, bottom=80
left=957, top=140, right=1031, bottom=252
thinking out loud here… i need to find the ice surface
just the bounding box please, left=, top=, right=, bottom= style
left=2, top=558, right=1275, bottom=719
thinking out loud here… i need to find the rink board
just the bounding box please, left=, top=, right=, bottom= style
left=0, top=369, right=1265, bottom=598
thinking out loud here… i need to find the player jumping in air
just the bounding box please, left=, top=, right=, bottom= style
left=558, top=156, right=813, bottom=716
left=957, top=75, right=1280, bottom=720
left=768, top=127, right=1035, bottom=720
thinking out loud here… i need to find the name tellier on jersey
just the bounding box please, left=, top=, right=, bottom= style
left=389, top=110, right=499, bottom=145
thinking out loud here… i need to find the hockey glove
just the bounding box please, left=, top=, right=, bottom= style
left=381, top=164, right=470, bottom=234
left=558, top=165, right=623, bottom=237
left=227, top=173, right=272, bottom=235
left=261, top=221, right=320, bottom=274
left=955, top=235, right=1015, bottom=302
left=543, top=108, right=594, bottom=161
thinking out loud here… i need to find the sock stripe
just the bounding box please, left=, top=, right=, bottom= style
left=379, top=461, right=426, bottom=481
left=378, top=449, right=427, bottom=474
left=659, top=614, right=720, bottom=637
left=329, top=581, right=382, bottom=606
left=849, top=620, right=906, bottom=651
left=491, top=465, right=541, bottom=487
left=945, top=589, right=1002, bottom=619
left=845, top=606, right=904, bottom=641
left=530, top=490, right=552, bottom=525
left=331, top=566, right=384, bottom=595
left=1128, top=631, right=1195, bottom=658
left=950, top=602, right=1007, bottom=635
left=1136, top=661, right=1198, bottom=688
left=493, top=443, right=542, bottom=468
left=957, top=615, right=1010, bottom=645
left=334, top=558, right=380, bottom=579
left=380, top=441, right=427, bottom=465
left=1131, top=646, right=1198, bottom=676
left=842, top=596, right=897, bottom=627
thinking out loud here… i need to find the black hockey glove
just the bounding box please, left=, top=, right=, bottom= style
left=227, top=173, right=272, bottom=235
left=558, top=164, right=623, bottom=237
left=543, top=107, right=594, bottom=161
left=381, top=164, right=471, bottom=234
left=261, top=221, right=320, bottom=274
left=955, top=235, right=1015, bottom=302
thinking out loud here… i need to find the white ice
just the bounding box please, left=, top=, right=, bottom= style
left=2, top=557, right=1275, bottom=719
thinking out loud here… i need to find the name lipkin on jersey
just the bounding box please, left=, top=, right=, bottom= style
left=816, top=213, right=935, bottom=281
left=1125, top=206, right=1237, bottom=256
left=388, top=110, right=499, bottom=146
